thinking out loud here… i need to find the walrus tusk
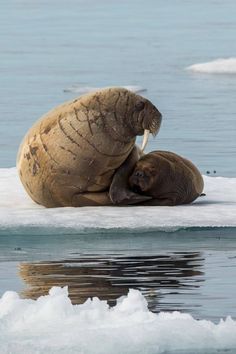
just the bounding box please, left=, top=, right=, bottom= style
left=140, top=129, right=150, bottom=152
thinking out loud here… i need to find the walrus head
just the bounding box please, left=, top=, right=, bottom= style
left=124, top=90, right=162, bottom=151
left=129, top=155, right=158, bottom=194
left=84, top=88, right=162, bottom=152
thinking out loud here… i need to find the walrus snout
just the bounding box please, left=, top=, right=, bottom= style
left=129, top=170, right=151, bottom=193
left=142, top=106, right=162, bottom=135
left=135, top=107, right=162, bottom=153
left=130, top=94, right=162, bottom=152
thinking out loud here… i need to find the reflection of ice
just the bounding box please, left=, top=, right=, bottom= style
left=19, top=252, right=204, bottom=312
left=1, top=168, right=236, bottom=230
left=1, top=286, right=236, bottom=354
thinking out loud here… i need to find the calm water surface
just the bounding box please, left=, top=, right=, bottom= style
left=0, top=228, right=236, bottom=322
left=1, top=0, right=236, bottom=175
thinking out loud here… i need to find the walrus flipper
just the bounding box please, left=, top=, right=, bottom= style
left=111, top=188, right=152, bottom=205
left=109, top=145, right=152, bottom=205
left=72, top=192, right=113, bottom=207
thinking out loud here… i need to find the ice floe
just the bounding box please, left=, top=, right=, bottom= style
left=63, top=85, right=147, bottom=94
left=187, top=57, right=236, bottom=74
left=0, top=286, right=236, bottom=354
left=0, top=168, right=236, bottom=231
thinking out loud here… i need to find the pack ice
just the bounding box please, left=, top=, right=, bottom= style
left=0, top=286, right=236, bottom=354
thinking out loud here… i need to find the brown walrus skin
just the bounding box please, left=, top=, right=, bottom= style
left=129, top=151, right=204, bottom=206
left=17, top=88, right=162, bottom=207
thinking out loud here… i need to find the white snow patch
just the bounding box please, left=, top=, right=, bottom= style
left=0, top=168, right=236, bottom=230
left=0, top=287, right=236, bottom=354
left=187, top=58, right=236, bottom=74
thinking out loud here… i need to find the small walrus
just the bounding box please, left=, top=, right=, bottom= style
left=128, top=151, right=204, bottom=206
left=17, top=88, right=162, bottom=207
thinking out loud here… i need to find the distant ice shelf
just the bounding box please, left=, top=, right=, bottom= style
left=1, top=168, right=236, bottom=231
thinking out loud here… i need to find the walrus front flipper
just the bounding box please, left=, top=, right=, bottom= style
left=111, top=189, right=152, bottom=205
left=109, top=145, right=152, bottom=205
left=72, top=192, right=113, bottom=207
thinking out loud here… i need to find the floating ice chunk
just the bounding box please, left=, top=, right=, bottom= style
left=0, top=287, right=236, bottom=354
left=187, top=57, right=236, bottom=74
left=63, top=85, right=147, bottom=94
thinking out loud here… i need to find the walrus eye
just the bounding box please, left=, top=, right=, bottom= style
left=135, top=101, right=145, bottom=111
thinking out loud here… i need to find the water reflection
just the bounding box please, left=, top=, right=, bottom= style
left=19, top=252, right=204, bottom=313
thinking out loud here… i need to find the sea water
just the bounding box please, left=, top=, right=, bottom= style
left=1, top=0, right=236, bottom=353
left=1, top=0, right=236, bottom=175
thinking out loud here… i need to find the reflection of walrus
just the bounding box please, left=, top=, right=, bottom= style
left=17, top=88, right=162, bottom=207
left=19, top=252, right=203, bottom=307
left=128, top=151, right=204, bottom=206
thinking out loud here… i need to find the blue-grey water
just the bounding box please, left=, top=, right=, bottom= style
left=1, top=0, right=236, bottom=175
left=1, top=227, right=236, bottom=323
left=1, top=1, right=236, bottom=352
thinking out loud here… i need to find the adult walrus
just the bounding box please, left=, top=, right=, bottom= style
left=127, top=151, right=204, bottom=206
left=17, top=88, right=162, bottom=207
